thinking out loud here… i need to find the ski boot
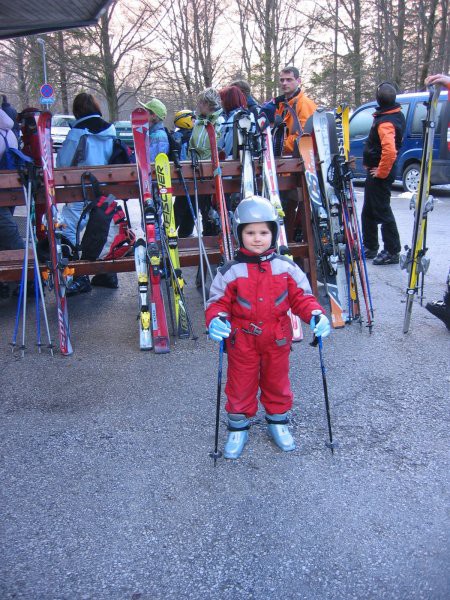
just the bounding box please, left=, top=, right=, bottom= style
left=66, top=275, right=92, bottom=297
left=224, top=414, right=250, bottom=459
left=91, top=273, right=119, bottom=289
left=266, top=413, right=296, bottom=451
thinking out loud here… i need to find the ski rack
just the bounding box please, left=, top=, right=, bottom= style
left=0, top=157, right=318, bottom=296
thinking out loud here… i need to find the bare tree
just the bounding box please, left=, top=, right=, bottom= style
left=235, top=0, right=315, bottom=99
left=55, top=0, right=165, bottom=120
left=152, top=0, right=226, bottom=107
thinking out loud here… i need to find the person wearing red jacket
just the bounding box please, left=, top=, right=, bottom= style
left=205, top=196, right=330, bottom=459
left=362, top=82, right=406, bottom=265
left=274, top=66, right=317, bottom=155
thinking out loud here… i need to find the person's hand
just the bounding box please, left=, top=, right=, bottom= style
left=424, top=74, right=450, bottom=87
left=309, top=313, right=331, bottom=338
left=369, top=167, right=379, bottom=177
left=208, top=317, right=231, bottom=342
left=348, top=155, right=356, bottom=170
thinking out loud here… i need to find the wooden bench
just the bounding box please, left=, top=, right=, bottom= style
left=0, top=157, right=318, bottom=295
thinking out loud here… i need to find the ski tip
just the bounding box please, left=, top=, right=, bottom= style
left=153, top=338, right=170, bottom=354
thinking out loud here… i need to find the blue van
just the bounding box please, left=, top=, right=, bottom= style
left=349, top=91, right=450, bottom=192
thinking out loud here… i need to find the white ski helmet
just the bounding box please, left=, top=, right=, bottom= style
left=233, top=196, right=279, bottom=248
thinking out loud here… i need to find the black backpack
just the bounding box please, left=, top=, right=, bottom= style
left=77, top=172, right=135, bottom=261
left=108, top=138, right=135, bottom=165
left=163, top=127, right=182, bottom=161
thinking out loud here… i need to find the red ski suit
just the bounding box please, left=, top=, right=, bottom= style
left=205, top=250, right=324, bottom=417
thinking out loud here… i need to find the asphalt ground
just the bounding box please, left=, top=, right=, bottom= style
left=1, top=185, right=449, bottom=599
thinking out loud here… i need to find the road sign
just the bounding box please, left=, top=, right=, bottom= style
left=40, top=83, right=54, bottom=99
left=40, top=97, right=55, bottom=105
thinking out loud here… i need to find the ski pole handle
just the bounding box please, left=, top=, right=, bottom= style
left=218, top=312, right=228, bottom=324
left=310, top=309, right=322, bottom=348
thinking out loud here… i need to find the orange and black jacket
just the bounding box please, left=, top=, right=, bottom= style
left=363, top=104, right=406, bottom=178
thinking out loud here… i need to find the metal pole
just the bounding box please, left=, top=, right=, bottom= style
left=36, top=38, right=47, bottom=85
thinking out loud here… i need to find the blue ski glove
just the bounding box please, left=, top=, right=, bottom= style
left=309, top=313, right=331, bottom=339
left=208, top=317, right=231, bottom=342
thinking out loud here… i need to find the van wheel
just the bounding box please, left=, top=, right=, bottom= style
left=402, top=163, right=421, bottom=193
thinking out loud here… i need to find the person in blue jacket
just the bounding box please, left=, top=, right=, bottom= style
left=57, top=92, right=117, bottom=296
left=137, top=98, right=169, bottom=161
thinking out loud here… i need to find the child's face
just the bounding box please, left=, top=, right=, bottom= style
left=241, top=222, right=272, bottom=254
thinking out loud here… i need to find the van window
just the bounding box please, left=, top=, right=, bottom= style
left=411, top=101, right=443, bottom=135
left=349, top=103, right=409, bottom=139
left=349, top=107, right=374, bottom=139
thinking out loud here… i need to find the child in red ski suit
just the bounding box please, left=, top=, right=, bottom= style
left=205, top=196, right=330, bottom=459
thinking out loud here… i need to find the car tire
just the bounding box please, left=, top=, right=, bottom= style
left=402, top=162, right=421, bottom=193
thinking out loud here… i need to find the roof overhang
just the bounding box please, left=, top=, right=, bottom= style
left=0, top=0, right=113, bottom=39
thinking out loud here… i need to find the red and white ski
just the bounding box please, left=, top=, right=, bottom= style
left=36, top=112, right=73, bottom=355
left=131, top=108, right=170, bottom=353
left=205, top=120, right=234, bottom=262
left=259, top=115, right=303, bottom=341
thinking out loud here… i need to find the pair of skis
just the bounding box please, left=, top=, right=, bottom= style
left=132, top=108, right=196, bottom=352
left=332, top=105, right=374, bottom=331
left=36, top=112, right=74, bottom=355
left=401, top=84, right=442, bottom=333
left=304, top=107, right=374, bottom=331
left=205, top=120, right=234, bottom=263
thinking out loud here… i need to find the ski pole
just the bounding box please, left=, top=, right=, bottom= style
left=210, top=312, right=228, bottom=466
left=310, top=309, right=337, bottom=454
left=28, top=194, right=53, bottom=355
left=20, top=176, right=33, bottom=357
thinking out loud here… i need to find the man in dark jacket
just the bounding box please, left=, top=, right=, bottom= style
left=362, top=82, right=406, bottom=265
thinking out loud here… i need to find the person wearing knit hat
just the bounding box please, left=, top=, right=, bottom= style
left=137, top=97, right=169, bottom=161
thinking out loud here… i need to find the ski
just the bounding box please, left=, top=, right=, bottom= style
left=132, top=108, right=170, bottom=353
left=401, top=84, right=442, bottom=333
left=233, top=109, right=256, bottom=199
left=134, top=239, right=152, bottom=350
left=258, top=114, right=304, bottom=341
left=334, top=104, right=374, bottom=331
left=205, top=120, right=234, bottom=262
left=312, top=110, right=355, bottom=324
left=155, top=152, right=190, bottom=339
left=36, top=111, right=74, bottom=355
left=300, top=132, right=347, bottom=328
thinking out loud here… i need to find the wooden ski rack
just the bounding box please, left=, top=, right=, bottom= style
left=0, top=157, right=318, bottom=296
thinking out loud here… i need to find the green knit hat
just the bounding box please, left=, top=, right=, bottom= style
left=138, top=98, right=167, bottom=120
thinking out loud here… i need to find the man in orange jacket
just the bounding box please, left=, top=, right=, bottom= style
left=361, top=82, right=406, bottom=265
left=274, top=66, right=317, bottom=155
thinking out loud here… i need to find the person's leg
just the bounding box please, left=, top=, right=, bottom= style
left=174, top=196, right=195, bottom=237
left=223, top=332, right=259, bottom=459
left=0, top=207, right=24, bottom=250
left=361, top=173, right=380, bottom=254
left=377, top=175, right=401, bottom=256
left=59, top=202, right=86, bottom=247
left=259, top=341, right=295, bottom=451
left=426, top=267, right=450, bottom=329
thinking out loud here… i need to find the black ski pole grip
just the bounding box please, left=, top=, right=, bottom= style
left=218, top=312, right=228, bottom=324
left=310, top=309, right=322, bottom=347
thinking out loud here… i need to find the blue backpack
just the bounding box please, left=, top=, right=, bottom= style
left=0, top=129, right=32, bottom=170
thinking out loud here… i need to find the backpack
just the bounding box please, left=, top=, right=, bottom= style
left=108, top=138, right=135, bottom=165
left=77, top=172, right=135, bottom=261
left=0, top=129, right=34, bottom=171
left=70, top=133, right=135, bottom=167
left=163, top=127, right=182, bottom=161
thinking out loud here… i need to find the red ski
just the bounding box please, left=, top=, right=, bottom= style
left=131, top=108, right=170, bottom=353
left=36, top=112, right=73, bottom=355
left=205, top=121, right=234, bottom=262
